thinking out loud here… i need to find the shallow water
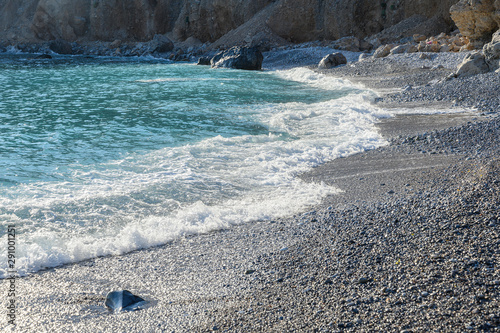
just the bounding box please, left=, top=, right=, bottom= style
left=0, top=54, right=387, bottom=277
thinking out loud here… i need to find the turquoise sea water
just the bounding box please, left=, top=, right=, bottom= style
left=0, top=54, right=386, bottom=277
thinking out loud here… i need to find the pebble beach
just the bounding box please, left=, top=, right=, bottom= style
left=2, top=50, right=500, bottom=332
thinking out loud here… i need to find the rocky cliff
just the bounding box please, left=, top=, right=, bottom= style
left=1, top=0, right=462, bottom=45
left=450, top=0, right=500, bottom=43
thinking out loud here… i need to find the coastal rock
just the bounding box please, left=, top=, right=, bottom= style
left=483, top=29, right=500, bottom=69
left=105, top=290, right=146, bottom=312
left=456, top=51, right=490, bottom=77
left=211, top=46, right=263, bottom=70
left=373, top=44, right=393, bottom=58
left=147, top=34, right=174, bottom=53
left=418, top=41, right=442, bottom=52
left=197, top=56, right=211, bottom=65
left=48, top=39, right=73, bottom=54
left=390, top=44, right=418, bottom=54
left=414, top=34, right=427, bottom=42
left=450, top=0, right=499, bottom=43
left=318, top=53, right=347, bottom=69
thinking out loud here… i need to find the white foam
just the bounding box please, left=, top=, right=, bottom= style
left=0, top=67, right=389, bottom=278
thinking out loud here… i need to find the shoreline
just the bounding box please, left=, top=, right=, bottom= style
left=2, top=51, right=499, bottom=332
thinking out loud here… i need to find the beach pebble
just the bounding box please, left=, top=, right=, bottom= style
left=105, top=290, right=146, bottom=312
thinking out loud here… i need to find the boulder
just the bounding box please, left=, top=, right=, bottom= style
left=483, top=29, right=500, bottom=69
left=440, top=44, right=452, bottom=52
left=390, top=44, right=418, bottom=54
left=211, top=46, right=263, bottom=70
left=450, top=0, right=499, bottom=43
left=148, top=34, right=174, bottom=53
left=197, top=56, right=212, bottom=65
left=48, top=39, right=73, bottom=54
left=413, top=34, right=427, bottom=42
left=483, top=29, right=500, bottom=58
left=456, top=51, right=490, bottom=77
left=373, top=44, right=393, bottom=58
left=105, top=290, right=146, bottom=312
left=418, top=42, right=442, bottom=52
left=318, top=53, right=347, bottom=69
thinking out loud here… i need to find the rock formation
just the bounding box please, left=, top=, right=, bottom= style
left=1, top=0, right=462, bottom=47
left=318, top=53, right=347, bottom=69
left=483, top=29, right=500, bottom=70
left=456, top=51, right=491, bottom=77
left=210, top=46, right=263, bottom=70
left=450, top=0, right=500, bottom=43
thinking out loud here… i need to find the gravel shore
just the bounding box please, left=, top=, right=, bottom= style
left=2, top=51, right=499, bottom=332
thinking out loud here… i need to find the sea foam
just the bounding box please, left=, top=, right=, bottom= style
left=0, top=64, right=387, bottom=278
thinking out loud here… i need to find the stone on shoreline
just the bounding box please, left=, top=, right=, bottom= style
left=318, top=53, right=347, bottom=69
left=456, top=52, right=490, bottom=77
left=390, top=44, right=418, bottom=55
left=211, top=47, right=263, bottom=70
left=413, top=34, right=427, bottom=42
left=105, top=290, right=146, bottom=312
left=483, top=29, right=500, bottom=70
left=197, top=56, right=212, bottom=66
left=148, top=34, right=174, bottom=54
left=373, top=44, right=393, bottom=58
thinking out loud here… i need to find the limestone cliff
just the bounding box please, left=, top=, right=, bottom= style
left=450, top=0, right=500, bottom=43
left=0, top=0, right=461, bottom=45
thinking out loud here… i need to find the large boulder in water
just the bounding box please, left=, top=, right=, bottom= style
left=105, top=290, right=146, bottom=312
left=211, top=47, right=263, bottom=70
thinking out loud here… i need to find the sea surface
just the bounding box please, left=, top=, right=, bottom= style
left=0, top=53, right=388, bottom=278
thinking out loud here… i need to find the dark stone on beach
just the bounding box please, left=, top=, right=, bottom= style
left=245, top=269, right=256, bottom=275
left=318, top=52, right=347, bottom=69
left=197, top=56, right=212, bottom=65
left=105, top=290, right=146, bottom=312
left=49, top=39, right=73, bottom=55
left=211, top=47, right=263, bottom=70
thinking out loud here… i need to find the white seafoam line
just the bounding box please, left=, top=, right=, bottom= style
left=0, top=68, right=390, bottom=278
